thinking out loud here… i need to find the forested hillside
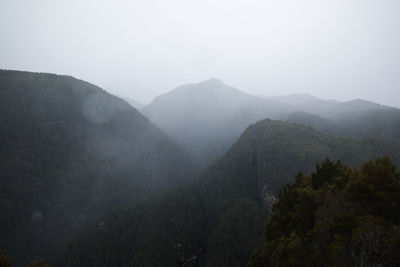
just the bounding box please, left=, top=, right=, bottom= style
left=54, top=120, right=400, bottom=266
left=336, top=109, right=400, bottom=146
left=0, top=70, right=194, bottom=265
left=249, top=157, right=400, bottom=267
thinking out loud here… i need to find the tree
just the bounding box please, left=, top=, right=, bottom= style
left=0, top=252, right=12, bottom=267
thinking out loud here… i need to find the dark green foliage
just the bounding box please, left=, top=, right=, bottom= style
left=54, top=120, right=400, bottom=266
left=346, top=157, right=400, bottom=223
left=285, top=111, right=342, bottom=136
left=0, top=70, right=194, bottom=265
left=0, top=252, right=12, bottom=267
left=205, top=199, right=267, bottom=266
left=249, top=158, right=400, bottom=267
left=28, top=260, right=48, bottom=267
left=311, top=159, right=345, bottom=189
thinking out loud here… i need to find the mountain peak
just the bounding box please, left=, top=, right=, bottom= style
left=201, top=77, right=225, bottom=86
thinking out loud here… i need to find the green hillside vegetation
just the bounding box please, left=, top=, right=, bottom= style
left=249, top=157, right=400, bottom=267
left=337, top=109, right=400, bottom=146
left=284, top=111, right=342, bottom=136
left=53, top=120, right=400, bottom=266
left=0, top=70, right=194, bottom=265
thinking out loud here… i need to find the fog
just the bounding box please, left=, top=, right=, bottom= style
left=1, top=0, right=400, bottom=107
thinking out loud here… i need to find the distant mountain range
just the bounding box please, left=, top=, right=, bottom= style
left=141, top=78, right=399, bottom=169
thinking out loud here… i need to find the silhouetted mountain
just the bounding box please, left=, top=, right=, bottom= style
left=55, top=120, right=400, bottom=267
left=141, top=79, right=293, bottom=169
left=0, top=70, right=194, bottom=265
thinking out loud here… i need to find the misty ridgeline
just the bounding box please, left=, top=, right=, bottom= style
left=1, top=70, right=400, bottom=267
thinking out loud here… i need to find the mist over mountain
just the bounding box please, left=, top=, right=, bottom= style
left=0, top=70, right=194, bottom=265
left=272, top=93, right=340, bottom=115
left=1, top=71, right=400, bottom=266
left=337, top=108, right=400, bottom=145
left=2, top=1, right=400, bottom=265
left=142, top=78, right=295, bottom=168
left=141, top=78, right=398, bottom=170
left=54, top=119, right=400, bottom=266
left=122, top=96, right=145, bottom=109
left=284, top=111, right=343, bottom=137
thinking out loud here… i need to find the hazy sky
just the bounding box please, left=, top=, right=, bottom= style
left=1, top=0, right=400, bottom=106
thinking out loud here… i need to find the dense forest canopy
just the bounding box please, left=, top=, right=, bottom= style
left=249, top=157, right=400, bottom=267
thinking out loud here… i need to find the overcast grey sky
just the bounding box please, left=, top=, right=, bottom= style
left=1, top=0, right=399, bottom=106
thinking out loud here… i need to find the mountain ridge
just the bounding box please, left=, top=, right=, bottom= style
left=0, top=69, right=195, bottom=265
left=141, top=78, right=398, bottom=170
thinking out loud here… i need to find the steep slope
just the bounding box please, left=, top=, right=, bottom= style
left=54, top=120, right=400, bottom=267
left=0, top=70, right=194, bottom=265
left=141, top=78, right=293, bottom=169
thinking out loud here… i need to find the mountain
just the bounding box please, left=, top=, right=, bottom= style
left=0, top=70, right=194, bottom=265
left=278, top=97, right=400, bottom=145
left=142, top=80, right=398, bottom=171
left=325, top=99, right=393, bottom=120
left=141, top=78, right=294, bottom=169
left=284, top=111, right=342, bottom=136
left=272, top=93, right=340, bottom=115
left=331, top=108, right=400, bottom=145
left=54, top=119, right=400, bottom=266
left=249, top=157, right=400, bottom=267
left=122, top=96, right=145, bottom=109
left=272, top=95, right=394, bottom=120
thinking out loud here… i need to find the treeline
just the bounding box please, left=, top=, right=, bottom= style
left=249, top=157, right=400, bottom=267
left=0, top=252, right=47, bottom=267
